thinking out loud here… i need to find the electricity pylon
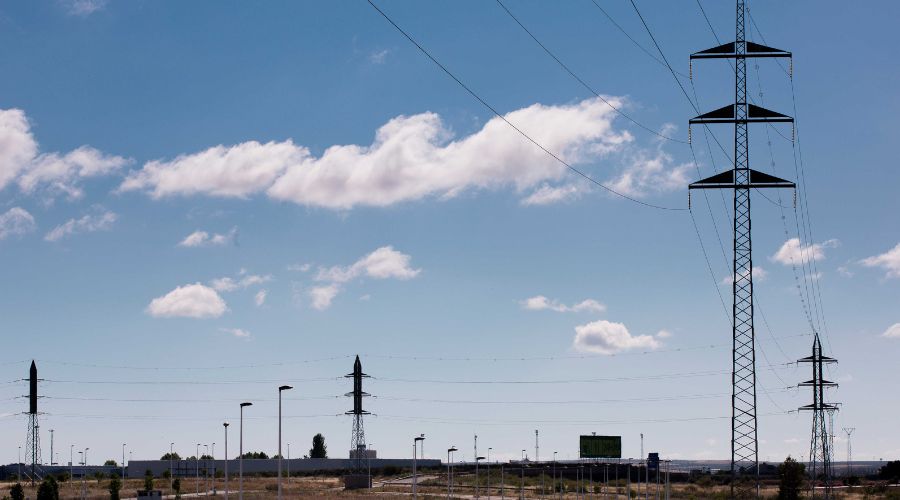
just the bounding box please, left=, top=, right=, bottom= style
left=688, top=1, right=795, bottom=497
left=345, top=355, right=370, bottom=475
left=799, top=333, right=838, bottom=498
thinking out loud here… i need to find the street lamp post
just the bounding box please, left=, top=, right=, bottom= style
left=287, top=443, right=291, bottom=485
left=487, top=448, right=492, bottom=497
left=277, top=385, right=292, bottom=500
left=122, top=443, right=126, bottom=482
left=239, top=402, right=252, bottom=500
left=69, top=445, right=74, bottom=490
left=204, top=444, right=210, bottom=495
left=78, top=451, right=84, bottom=500
left=476, top=456, right=486, bottom=499
left=553, top=452, right=559, bottom=500
left=196, top=443, right=201, bottom=497
left=224, top=423, right=230, bottom=500
left=447, top=446, right=458, bottom=499
left=170, top=443, right=175, bottom=489
left=413, top=434, right=425, bottom=499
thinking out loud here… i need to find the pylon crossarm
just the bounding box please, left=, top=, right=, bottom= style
left=691, top=41, right=791, bottom=59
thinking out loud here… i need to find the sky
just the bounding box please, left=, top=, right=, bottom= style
left=1, top=0, right=899, bottom=467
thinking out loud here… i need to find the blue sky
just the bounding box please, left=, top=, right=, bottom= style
left=1, top=0, right=898, bottom=466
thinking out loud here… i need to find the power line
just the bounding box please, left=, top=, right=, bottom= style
left=365, top=0, right=686, bottom=211
left=494, top=0, right=685, bottom=143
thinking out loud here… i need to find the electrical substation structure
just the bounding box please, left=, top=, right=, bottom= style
left=25, top=360, right=43, bottom=485
left=799, top=333, right=838, bottom=498
left=344, top=355, right=372, bottom=489
left=688, top=1, right=795, bottom=497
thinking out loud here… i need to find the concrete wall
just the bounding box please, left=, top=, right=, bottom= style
left=127, top=458, right=441, bottom=479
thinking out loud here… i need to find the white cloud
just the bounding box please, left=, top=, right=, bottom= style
left=521, top=295, right=606, bottom=313
left=860, top=243, right=900, bottom=279
left=882, top=323, right=900, bottom=339
left=44, top=209, right=116, bottom=242
left=837, top=266, right=854, bottom=278
left=254, top=289, right=267, bottom=307
left=178, top=227, right=237, bottom=247
left=603, top=134, right=692, bottom=198
left=771, top=238, right=839, bottom=266
left=573, top=320, right=661, bottom=355
left=368, top=49, right=390, bottom=64
left=520, top=183, right=584, bottom=206
left=220, top=327, right=252, bottom=340
left=120, top=97, right=645, bottom=209
left=63, top=0, right=108, bottom=16
left=656, top=329, right=673, bottom=339
left=309, top=284, right=340, bottom=311
left=0, top=207, right=36, bottom=240
left=146, top=283, right=227, bottom=319
left=0, top=109, right=128, bottom=199
left=287, top=263, right=311, bottom=272
left=305, top=246, right=420, bottom=310
left=315, top=246, right=420, bottom=283
left=210, top=273, right=271, bottom=292
left=721, top=266, right=768, bottom=285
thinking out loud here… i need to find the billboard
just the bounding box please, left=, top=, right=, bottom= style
left=579, top=435, right=621, bottom=459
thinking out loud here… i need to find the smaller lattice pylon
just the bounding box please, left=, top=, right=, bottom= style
left=344, top=356, right=371, bottom=475
left=798, top=333, right=838, bottom=498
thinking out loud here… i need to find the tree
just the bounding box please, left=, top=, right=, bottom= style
left=879, top=460, right=900, bottom=483
left=160, top=452, right=181, bottom=461
left=240, top=451, right=268, bottom=459
left=108, top=476, right=122, bottom=500
left=9, top=483, right=25, bottom=500
left=173, top=478, right=182, bottom=499
left=36, top=476, right=59, bottom=500
left=310, top=433, right=327, bottom=459
left=143, top=470, right=154, bottom=492
left=777, top=456, right=806, bottom=500
left=104, top=460, right=118, bottom=467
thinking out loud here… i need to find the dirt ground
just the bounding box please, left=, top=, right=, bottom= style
left=3, top=476, right=898, bottom=499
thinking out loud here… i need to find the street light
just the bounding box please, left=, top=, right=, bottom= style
left=413, top=434, right=425, bottom=499
left=223, top=423, right=230, bottom=500
left=447, top=446, right=458, bottom=499
left=122, top=443, right=126, bottom=482
left=239, top=402, right=252, bottom=500
left=196, top=443, right=201, bottom=497
left=277, top=385, right=292, bottom=500
left=204, top=444, right=210, bottom=496
left=170, top=443, right=175, bottom=489
left=487, top=447, right=492, bottom=497
left=475, top=456, right=486, bottom=499
left=554, top=451, right=558, bottom=500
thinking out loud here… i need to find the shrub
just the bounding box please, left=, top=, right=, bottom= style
left=9, top=483, right=24, bottom=500
left=108, top=477, right=122, bottom=500
left=36, top=476, right=59, bottom=500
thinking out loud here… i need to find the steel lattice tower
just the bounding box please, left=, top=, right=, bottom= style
left=25, top=360, right=42, bottom=485
left=688, top=1, right=795, bottom=497
left=799, top=333, right=838, bottom=498
left=345, top=355, right=370, bottom=473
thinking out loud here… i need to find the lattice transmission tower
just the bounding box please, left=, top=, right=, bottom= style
left=799, top=333, right=838, bottom=498
left=24, top=360, right=43, bottom=485
left=688, top=1, right=795, bottom=497
left=345, top=355, right=370, bottom=480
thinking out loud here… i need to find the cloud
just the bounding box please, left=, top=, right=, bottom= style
left=368, top=49, right=390, bottom=64
left=520, top=183, right=585, bottom=206
left=178, top=227, right=237, bottom=247
left=315, top=246, right=420, bottom=283
left=521, top=295, right=606, bottom=313
left=603, top=136, right=692, bottom=198
left=784, top=438, right=800, bottom=444
left=0, top=108, right=128, bottom=199
left=306, top=246, right=420, bottom=310
left=209, top=273, right=271, bottom=292
left=771, top=238, right=839, bottom=266
left=287, top=263, right=312, bottom=272
left=44, top=209, right=116, bottom=241
left=309, top=284, right=340, bottom=311
left=146, top=283, right=227, bottom=319
left=656, top=329, right=673, bottom=339
left=573, top=320, right=661, bottom=355
left=0, top=207, right=36, bottom=240
left=882, top=323, right=900, bottom=339
left=721, top=266, right=768, bottom=285
left=220, top=327, right=252, bottom=340
left=860, top=243, right=900, bottom=279
left=62, top=0, right=108, bottom=16
left=120, top=97, right=656, bottom=209
left=254, top=289, right=267, bottom=307
left=837, top=266, right=854, bottom=278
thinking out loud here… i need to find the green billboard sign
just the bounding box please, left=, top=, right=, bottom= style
left=579, top=435, right=622, bottom=459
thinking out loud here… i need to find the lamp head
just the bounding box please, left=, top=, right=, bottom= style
left=240, top=402, right=252, bottom=407
left=279, top=385, right=293, bottom=391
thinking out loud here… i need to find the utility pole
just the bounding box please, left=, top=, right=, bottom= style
left=50, top=430, right=54, bottom=466
left=842, top=428, right=855, bottom=478
left=535, top=430, right=540, bottom=464
left=799, top=333, right=838, bottom=498
left=688, top=1, right=795, bottom=497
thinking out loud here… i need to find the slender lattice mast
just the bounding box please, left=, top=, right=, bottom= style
left=25, top=360, right=42, bottom=485
left=688, top=1, right=795, bottom=497
left=799, top=333, right=838, bottom=498
left=345, top=355, right=370, bottom=474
